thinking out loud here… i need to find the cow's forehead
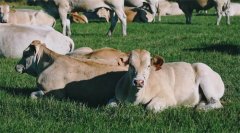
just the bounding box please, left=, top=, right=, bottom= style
left=130, top=50, right=151, bottom=67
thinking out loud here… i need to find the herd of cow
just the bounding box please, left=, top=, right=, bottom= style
left=0, top=0, right=231, bottom=112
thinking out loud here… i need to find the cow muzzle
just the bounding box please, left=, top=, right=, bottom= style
left=133, top=79, right=145, bottom=88
left=15, top=64, right=25, bottom=74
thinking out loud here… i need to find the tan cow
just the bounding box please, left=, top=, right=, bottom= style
left=68, top=47, right=129, bottom=66
left=124, top=7, right=154, bottom=23
left=0, top=4, right=56, bottom=27
left=71, top=8, right=110, bottom=23
left=115, top=49, right=225, bottom=112
left=15, top=40, right=127, bottom=106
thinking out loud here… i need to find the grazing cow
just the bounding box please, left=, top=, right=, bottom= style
left=15, top=41, right=128, bottom=106
left=0, top=4, right=56, bottom=27
left=124, top=7, right=154, bottom=22
left=115, top=49, right=225, bottom=112
left=68, top=47, right=129, bottom=66
left=30, top=0, right=127, bottom=36
left=177, top=0, right=231, bottom=25
left=0, top=24, right=74, bottom=58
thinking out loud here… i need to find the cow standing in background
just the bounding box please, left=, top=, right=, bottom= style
left=29, top=0, right=127, bottom=36
left=177, top=0, right=231, bottom=25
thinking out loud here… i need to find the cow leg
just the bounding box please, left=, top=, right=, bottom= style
left=107, top=11, right=118, bottom=36
left=59, top=7, right=71, bottom=36
left=196, top=78, right=224, bottom=110
left=149, top=3, right=157, bottom=22
left=146, top=96, right=176, bottom=113
left=185, top=10, right=193, bottom=24
left=107, top=97, right=118, bottom=107
left=224, top=2, right=231, bottom=25
left=215, top=3, right=223, bottom=26
left=108, top=7, right=127, bottom=36
left=30, top=90, right=44, bottom=99
left=114, top=8, right=127, bottom=36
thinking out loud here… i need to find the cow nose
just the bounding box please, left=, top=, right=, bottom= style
left=15, top=65, right=24, bottom=73
left=133, top=79, right=144, bottom=87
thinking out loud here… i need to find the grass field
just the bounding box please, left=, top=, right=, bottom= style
left=0, top=11, right=240, bottom=132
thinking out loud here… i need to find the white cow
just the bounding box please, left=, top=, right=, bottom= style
left=36, top=0, right=127, bottom=36
left=115, top=49, right=225, bottom=112
left=228, top=3, right=240, bottom=16
left=0, top=24, right=74, bottom=58
left=157, top=1, right=183, bottom=20
left=0, top=4, right=56, bottom=27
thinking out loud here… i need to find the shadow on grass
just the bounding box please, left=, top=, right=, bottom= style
left=183, top=43, right=240, bottom=56
left=157, top=22, right=186, bottom=25
left=0, top=86, right=36, bottom=97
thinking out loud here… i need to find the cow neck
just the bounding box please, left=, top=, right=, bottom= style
left=36, top=46, right=61, bottom=75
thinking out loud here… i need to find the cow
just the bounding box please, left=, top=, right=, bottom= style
left=29, top=0, right=127, bottom=36
left=157, top=1, right=183, bottom=21
left=71, top=8, right=110, bottom=24
left=68, top=47, right=129, bottom=66
left=177, top=0, right=231, bottom=25
left=0, top=24, right=74, bottom=58
left=0, top=4, right=56, bottom=27
left=114, top=49, right=225, bottom=112
left=71, top=12, right=88, bottom=23
left=15, top=40, right=128, bottom=106
left=124, top=7, right=154, bottom=23
left=125, top=0, right=160, bottom=21
left=228, top=3, right=240, bottom=16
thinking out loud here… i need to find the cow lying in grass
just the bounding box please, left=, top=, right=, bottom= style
left=0, top=4, right=56, bottom=27
left=15, top=40, right=128, bottom=106
left=0, top=24, right=74, bottom=58
left=68, top=47, right=129, bottom=66
left=115, top=49, right=225, bottom=112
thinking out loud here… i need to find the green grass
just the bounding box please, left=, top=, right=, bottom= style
left=1, top=13, right=240, bottom=132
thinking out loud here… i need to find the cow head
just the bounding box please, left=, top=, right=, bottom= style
left=128, top=49, right=164, bottom=88
left=0, top=4, right=9, bottom=23
left=15, top=40, right=44, bottom=77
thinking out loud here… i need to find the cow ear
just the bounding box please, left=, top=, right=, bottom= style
left=118, top=55, right=129, bottom=66
left=151, top=56, right=164, bottom=71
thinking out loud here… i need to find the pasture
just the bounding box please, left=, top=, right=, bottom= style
left=0, top=10, right=240, bottom=132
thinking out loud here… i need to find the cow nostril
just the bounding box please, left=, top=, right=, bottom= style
left=133, top=79, right=144, bottom=87
left=133, top=80, right=138, bottom=85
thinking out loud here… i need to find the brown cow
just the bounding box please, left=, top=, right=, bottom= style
left=15, top=40, right=128, bottom=106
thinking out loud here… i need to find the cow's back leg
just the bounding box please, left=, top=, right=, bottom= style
left=58, top=4, right=71, bottom=36
left=107, top=11, right=119, bottom=36
left=194, top=63, right=225, bottom=110
left=215, top=2, right=224, bottom=26
left=108, top=3, right=127, bottom=36
left=224, top=1, right=231, bottom=25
